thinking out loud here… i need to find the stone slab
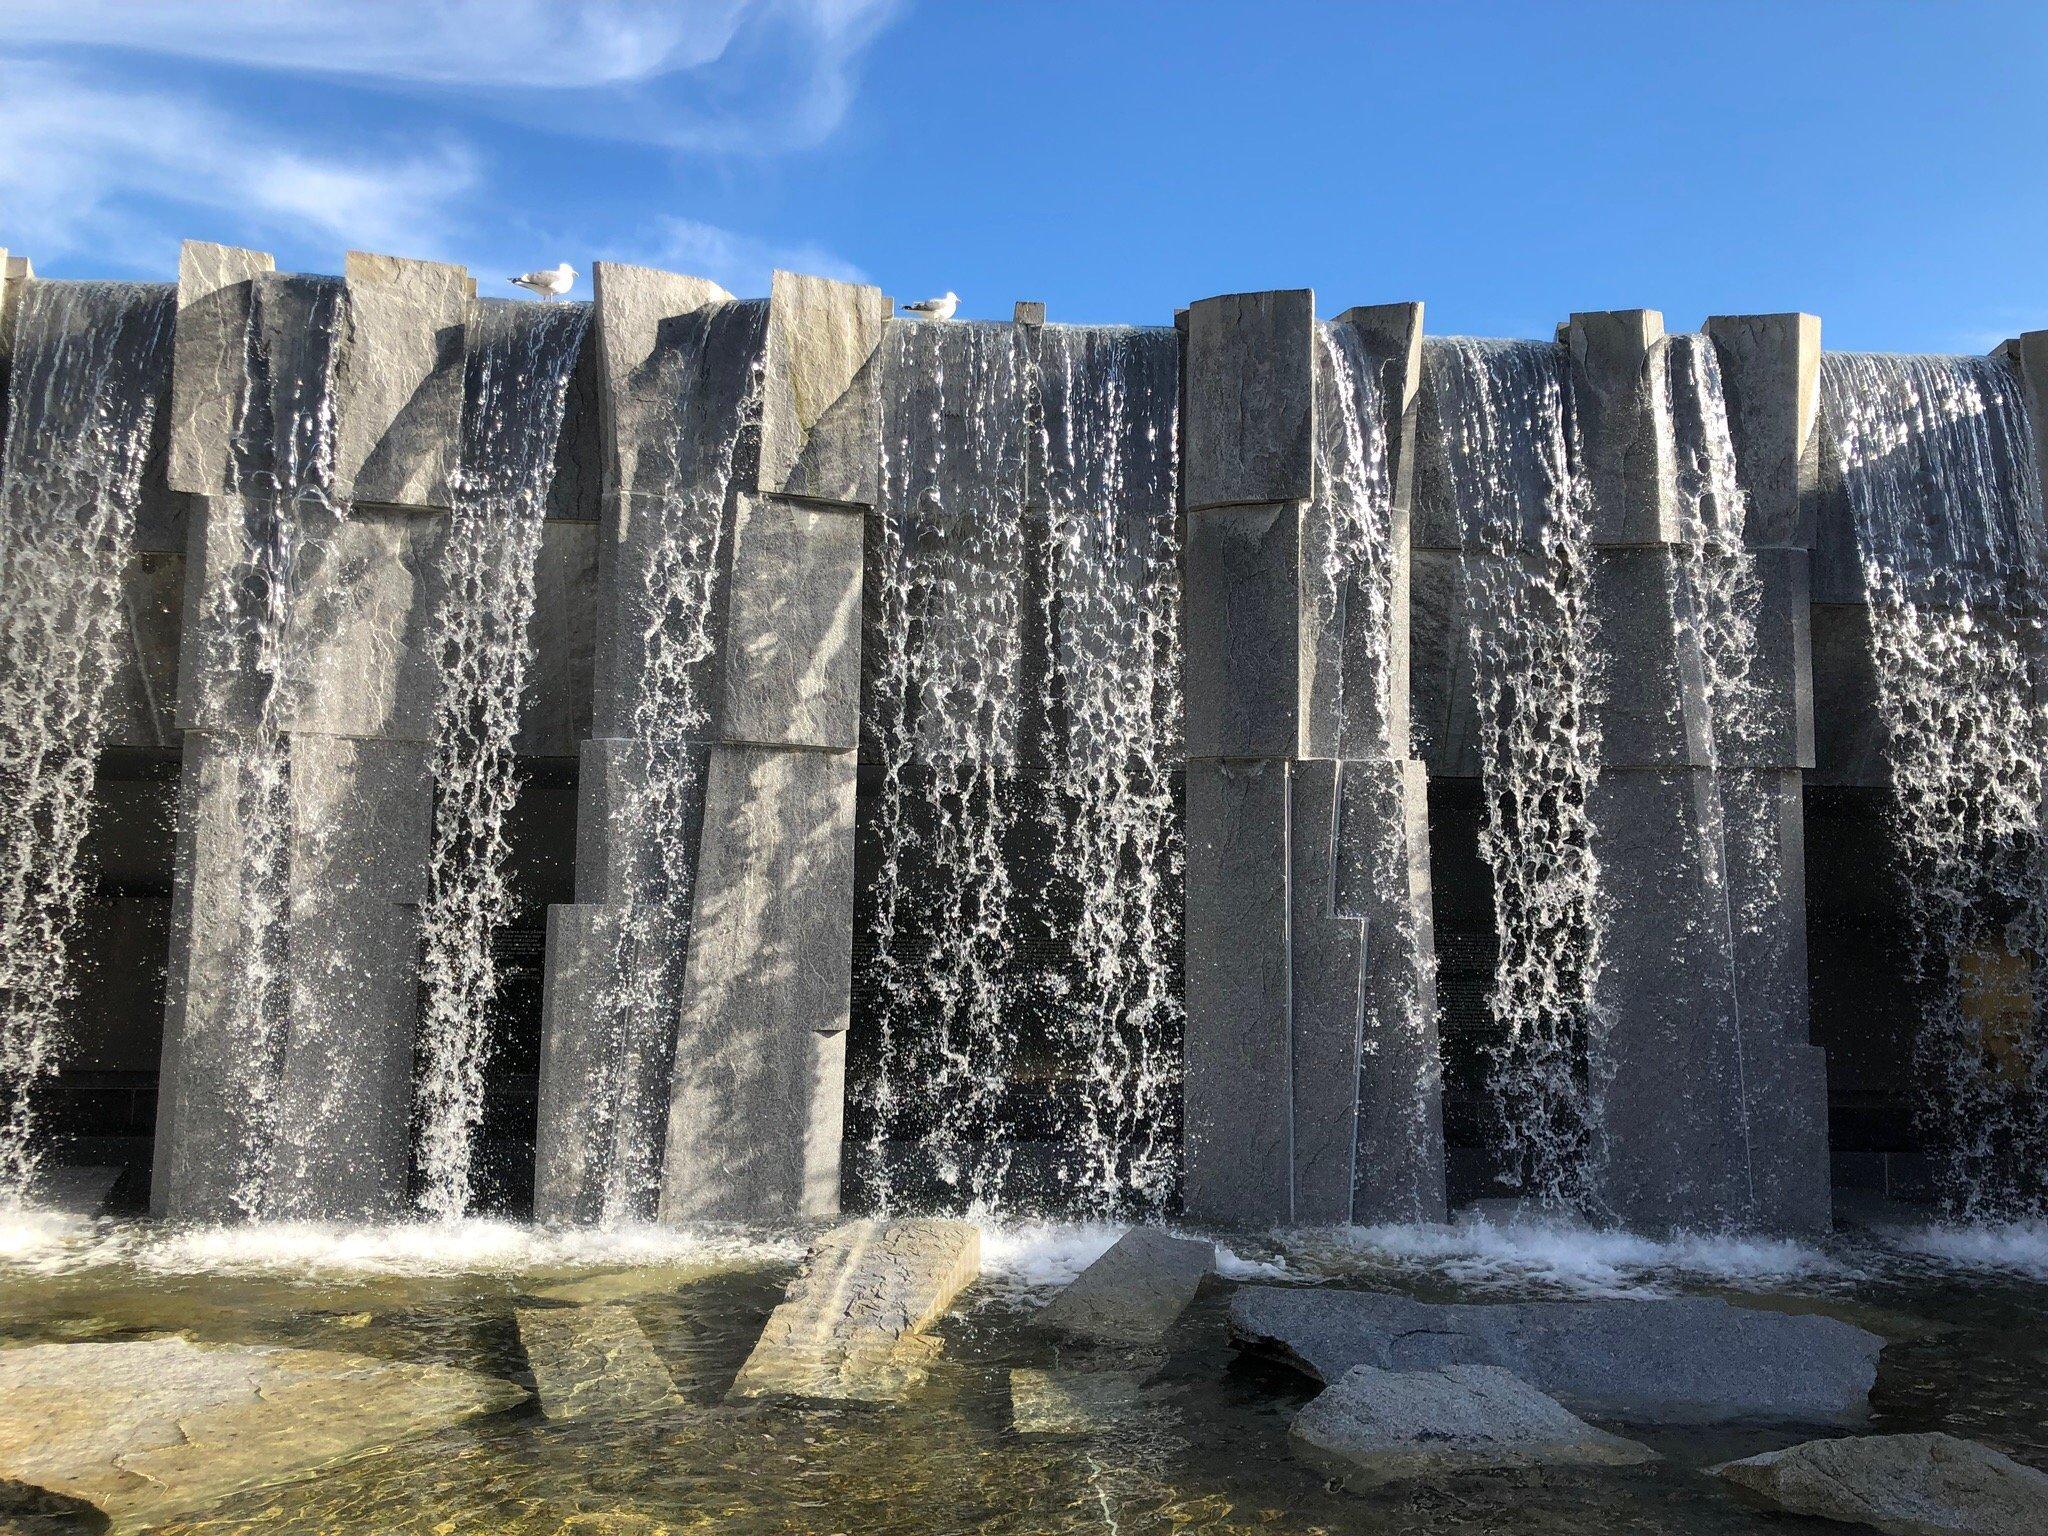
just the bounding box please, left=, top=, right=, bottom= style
left=1289, top=757, right=1367, bottom=1223
left=1184, top=289, right=1314, bottom=510
left=759, top=269, right=888, bottom=507
left=1714, top=1432, right=2048, bottom=1536
left=1032, top=1228, right=1215, bottom=1346
left=335, top=251, right=470, bottom=509
left=728, top=1218, right=980, bottom=1401
left=1291, top=1363, right=1657, bottom=1486
left=513, top=518, right=599, bottom=757
left=1591, top=545, right=1715, bottom=768
left=1183, top=758, right=1293, bottom=1224
left=1406, top=544, right=1481, bottom=776
left=1183, top=503, right=1300, bottom=759
left=1809, top=600, right=1891, bottom=787
left=660, top=745, right=856, bottom=1222
left=1703, top=313, right=1822, bottom=549
left=0, top=1336, right=523, bottom=1531
left=1566, top=310, right=1673, bottom=546
left=717, top=495, right=864, bottom=749
left=1009, top=1368, right=1163, bottom=1435
left=1341, top=758, right=1449, bottom=1223
left=1230, top=1288, right=1882, bottom=1424
left=532, top=901, right=625, bottom=1224
left=168, top=240, right=274, bottom=497
left=515, top=1304, right=684, bottom=1420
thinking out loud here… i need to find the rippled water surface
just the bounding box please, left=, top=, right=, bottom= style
left=1, top=1214, right=2044, bottom=1534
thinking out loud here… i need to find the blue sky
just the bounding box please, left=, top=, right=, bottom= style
left=2, top=0, right=2043, bottom=351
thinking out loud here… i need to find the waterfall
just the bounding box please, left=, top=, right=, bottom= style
left=1311, top=324, right=1399, bottom=750
left=587, top=300, right=766, bottom=1224
left=862, top=320, right=1030, bottom=1211
left=1822, top=350, right=2048, bottom=1216
left=0, top=282, right=174, bottom=1206
left=413, top=300, right=589, bottom=1220
left=1036, top=324, right=1183, bottom=1212
left=1425, top=337, right=1606, bottom=1205
left=194, top=276, right=345, bottom=1218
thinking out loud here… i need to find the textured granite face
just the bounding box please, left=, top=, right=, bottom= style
left=1715, top=1432, right=2048, bottom=1536
left=1291, top=1364, right=1657, bottom=1486
left=335, top=250, right=470, bottom=509
left=1183, top=289, right=1314, bottom=510
left=728, top=1219, right=980, bottom=1402
left=0, top=1337, right=523, bottom=1530
left=1032, top=1227, right=1215, bottom=1346
left=1703, top=312, right=1822, bottom=549
left=758, top=269, right=888, bottom=507
left=515, top=1304, right=684, bottom=1421
left=1231, top=1288, right=1883, bottom=1425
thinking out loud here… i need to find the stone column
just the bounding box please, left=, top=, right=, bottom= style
left=1567, top=310, right=1785, bottom=1232
left=0, top=250, right=31, bottom=445
left=1181, top=290, right=1445, bottom=1225
left=535, top=266, right=883, bottom=1224
left=1704, top=313, right=1833, bottom=1233
left=153, top=242, right=471, bottom=1220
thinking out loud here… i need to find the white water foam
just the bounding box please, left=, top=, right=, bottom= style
left=1870, top=1218, right=2048, bottom=1282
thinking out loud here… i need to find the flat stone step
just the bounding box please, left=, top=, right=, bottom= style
left=1714, top=1432, right=2048, bottom=1536
left=1009, top=1367, right=1172, bottom=1435
left=1033, top=1228, right=1215, bottom=1346
left=728, top=1218, right=980, bottom=1402
left=1230, top=1287, right=1882, bottom=1425
left=0, top=1336, right=524, bottom=1530
left=1291, top=1363, right=1658, bottom=1486
left=515, top=1304, right=684, bottom=1420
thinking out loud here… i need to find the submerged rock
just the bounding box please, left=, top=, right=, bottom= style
left=1230, top=1287, right=1881, bottom=1424
left=516, top=1304, right=684, bottom=1420
left=1713, top=1432, right=2048, bottom=1536
left=1034, top=1228, right=1215, bottom=1346
left=1009, top=1367, right=1166, bottom=1435
left=0, top=1335, right=524, bottom=1530
left=1291, top=1363, right=1658, bottom=1485
left=728, top=1218, right=979, bottom=1402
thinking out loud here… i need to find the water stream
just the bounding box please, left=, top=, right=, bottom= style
left=413, top=300, right=589, bottom=1220
left=1822, top=350, right=2048, bottom=1216
left=0, top=281, right=174, bottom=1206
left=1425, top=337, right=1606, bottom=1206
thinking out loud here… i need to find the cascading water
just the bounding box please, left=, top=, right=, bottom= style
left=586, top=300, right=766, bottom=1225
left=194, top=276, right=344, bottom=1217
left=413, top=300, right=589, bottom=1220
left=0, top=281, right=174, bottom=1206
left=1035, top=324, right=1183, bottom=1212
left=1310, top=324, right=1399, bottom=752
left=862, top=320, right=1030, bottom=1212
left=1822, top=350, right=2048, bottom=1216
left=1425, top=338, right=1606, bottom=1205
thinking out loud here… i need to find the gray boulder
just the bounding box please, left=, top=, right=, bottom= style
left=1713, top=1432, right=2048, bottom=1536
left=1230, top=1286, right=1881, bottom=1424
left=0, top=1336, right=523, bottom=1530
left=1291, top=1364, right=1658, bottom=1485
left=1034, top=1228, right=1215, bottom=1346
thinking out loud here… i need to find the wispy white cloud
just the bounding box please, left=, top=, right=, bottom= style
left=0, top=57, right=477, bottom=271
left=0, top=1, right=894, bottom=274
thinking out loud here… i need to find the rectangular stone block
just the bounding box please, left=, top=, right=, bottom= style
left=1720, top=767, right=1831, bottom=1233
left=569, top=735, right=712, bottom=905
left=1728, top=546, right=1815, bottom=770
left=1565, top=310, right=1674, bottom=546
left=532, top=901, right=625, bottom=1224
left=1703, top=313, right=1822, bottom=548
left=1335, top=303, right=1426, bottom=517
left=1808, top=602, right=1889, bottom=787
left=1183, top=759, right=1293, bottom=1223
left=660, top=745, right=857, bottom=1222
left=1339, top=758, right=1449, bottom=1223
left=717, top=494, right=864, bottom=749
left=1407, top=546, right=1480, bottom=777
left=174, top=497, right=447, bottom=741
left=2018, top=331, right=2048, bottom=493
left=335, top=251, right=470, bottom=509
left=758, top=269, right=889, bottom=507
left=1592, top=546, right=1714, bottom=769
left=1587, top=767, right=1759, bottom=1233
left=516, top=1305, right=683, bottom=1420
left=1184, top=504, right=1300, bottom=759
left=168, top=241, right=274, bottom=497
left=1184, top=289, right=1315, bottom=510
left=1290, top=759, right=1366, bottom=1224
left=512, top=519, right=598, bottom=757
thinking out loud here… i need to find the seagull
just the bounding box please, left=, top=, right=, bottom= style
left=900, top=290, right=958, bottom=321
left=510, top=262, right=577, bottom=300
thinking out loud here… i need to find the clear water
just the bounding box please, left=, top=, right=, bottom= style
left=1424, top=338, right=1606, bottom=1206
left=1, top=1214, right=2043, bottom=1534
left=414, top=301, right=590, bottom=1220
left=0, top=282, right=174, bottom=1205
left=1821, top=351, right=2048, bottom=1217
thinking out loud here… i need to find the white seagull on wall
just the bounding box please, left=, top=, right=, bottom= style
left=900, top=291, right=958, bottom=321
left=510, top=263, right=577, bottom=299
